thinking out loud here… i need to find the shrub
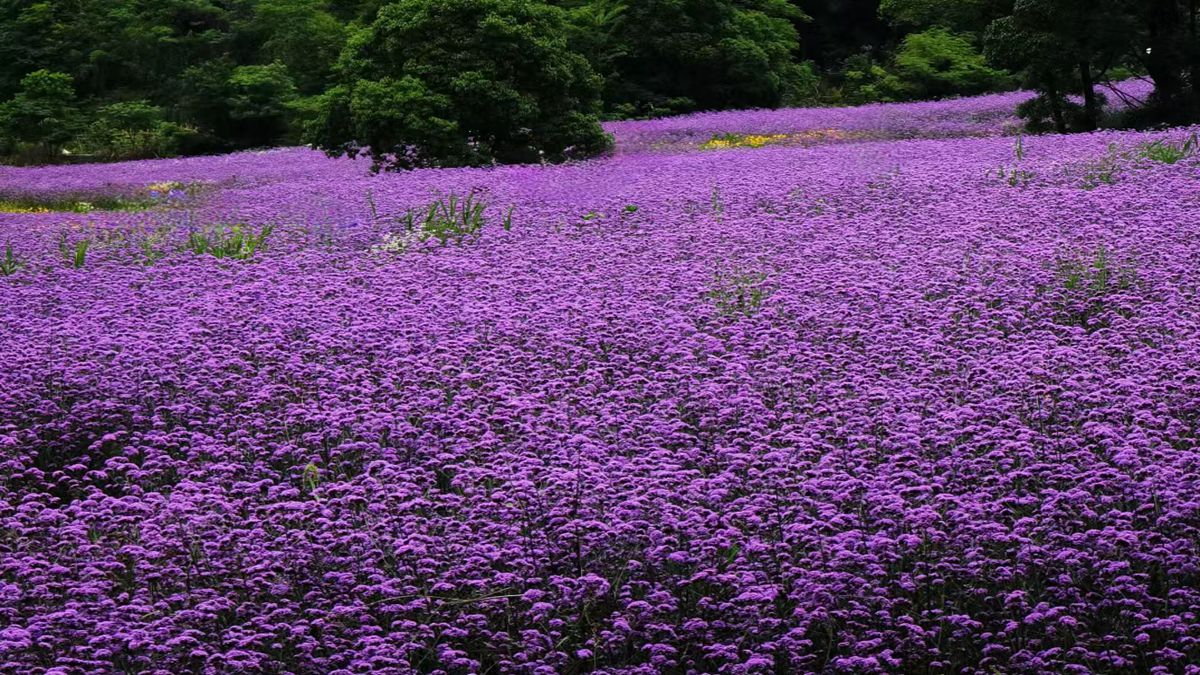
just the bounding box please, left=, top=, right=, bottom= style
left=310, top=76, right=479, bottom=170
left=890, top=29, right=1012, bottom=100
left=75, top=101, right=198, bottom=160
left=839, top=53, right=905, bottom=104
left=1016, top=92, right=1098, bottom=135
left=839, top=30, right=1010, bottom=105
left=781, top=60, right=824, bottom=107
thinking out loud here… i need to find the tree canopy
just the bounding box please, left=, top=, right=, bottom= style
left=307, top=0, right=611, bottom=169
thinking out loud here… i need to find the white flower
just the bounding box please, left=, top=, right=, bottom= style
left=371, top=230, right=424, bottom=255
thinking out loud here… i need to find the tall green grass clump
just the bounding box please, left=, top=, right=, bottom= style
left=1048, top=246, right=1137, bottom=331
left=186, top=223, right=274, bottom=260
left=706, top=269, right=770, bottom=317
left=58, top=235, right=90, bottom=269
left=375, top=193, right=512, bottom=254
left=403, top=193, right=487, bottom=246
left=1138, top=133, right=1198, bottom=165
left=0, top=241, right=21, bottom=276
left=992, top=134, right=1035, bottom=187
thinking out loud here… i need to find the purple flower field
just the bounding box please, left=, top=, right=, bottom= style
left=3, top=90, right=1200, bottom=674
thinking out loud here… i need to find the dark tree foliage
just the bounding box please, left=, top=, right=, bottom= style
left=307, top=0, right=611, bottom=169
left=796, top=0, right=892, bottom=70
left=1134, top=0, right=1200, bottom=121
left=252, top=0, right=347, bottom=95
left=983, top=0, right=1199, bottom=131
left=555, top=0, right=812, bottom=117
left=879, top=0, right=1012, bottom=35
left=0, top=70, right=80, bottom=158
left=984, top=0, right=1133, bottom=132
left=0, top=0, right=339, bottom=159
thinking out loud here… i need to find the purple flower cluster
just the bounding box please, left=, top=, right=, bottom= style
left=3, top=93, right=1200, bottom=674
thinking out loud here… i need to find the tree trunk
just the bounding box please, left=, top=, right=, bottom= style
left=1079, top=61, right=1099, bottom=131
left=1190, top=0, right=1198, bottom=94
left=1047, top=82, right=1067, bottom=134
left=1144, top=0, right=1186, bottom=105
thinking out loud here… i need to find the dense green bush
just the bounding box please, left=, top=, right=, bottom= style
left=227, top=64, right=300, bottom=145
left=0, top=70, right=80, bottom=160
left=565, top=0, right=812, bottom=117
left=838, top=29, right=1008, bottom=105
left=890, top=29, right=1011, bottom=99
left=879, top=0, right=1001, bottom=34
left=837, top=54, right=902, bottom=105
left=75, top=101, right=199, bottom=160
left=307, top=75, right=462, bottom=166
left=308, top=0, right=610, bottom=169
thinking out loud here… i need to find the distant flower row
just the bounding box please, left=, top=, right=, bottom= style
left=606, top=80, right=1157, bottom=153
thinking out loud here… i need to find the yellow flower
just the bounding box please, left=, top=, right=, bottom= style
left=702, top=132, right=796, bottom=150
left=0, top=201, right=49, bottom=213
left=146, top=181, right=184, bottom=194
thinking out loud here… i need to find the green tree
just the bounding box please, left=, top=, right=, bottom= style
left=0, top=1, right=146, bottom=101
left=891, top=28, right=1010, bottom=99
left=795, top=0, right=892, bottom=72
left=880, top=0, right=1012, bottom=34
left=985, top=0, right=1133, bottom=132
left=76, top=101, right=198, bottom=160
left=306, top=76, right=464, bottom=166
left=309, top=0, right=610, bottom=169
left=175, top=60, right=299, bottom=149
left=565, top=0, right=810, bottom=117
left=0, top=69, right=80, bottom=157
left=1132, top=0, right=1200, bottom=120
left=839, top=53, right=904, bottom=104
left=227, top=63, right=299, bottom=145
left=252, top=0, right=346, bottom=94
